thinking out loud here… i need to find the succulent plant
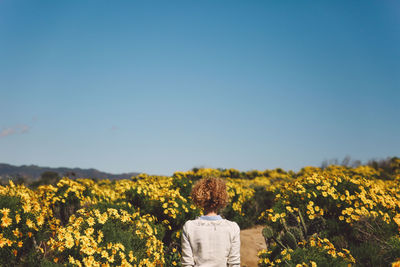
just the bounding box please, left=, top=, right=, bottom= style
left=287, top=226, right=305, bottom=242
left=262, top=209, right=310, bottom=251
left=262, top=225, right=274, bottom=239
left=280, top=231, right=298, bottom=249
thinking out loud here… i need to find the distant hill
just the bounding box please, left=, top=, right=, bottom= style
left=0, top=163, right=140, bottom=181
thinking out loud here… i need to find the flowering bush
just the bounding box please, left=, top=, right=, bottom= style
left=259, top=170, right=400, bottom=266
left=258, top=236, right=355, bottom=266
left=0, top=181, right=54, bottom=266
left=47, top=203, right=164, bottom=266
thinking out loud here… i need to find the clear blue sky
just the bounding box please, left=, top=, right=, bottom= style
left=1, top=1, right=399, bottom=175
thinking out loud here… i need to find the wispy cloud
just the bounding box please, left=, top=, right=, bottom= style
left=0, top=128, right=16, bottom=137
left=20, top=125, right=30, bottom=133
left=0, top=125, right=31, bottom=138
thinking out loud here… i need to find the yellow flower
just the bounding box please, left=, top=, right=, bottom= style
left=393, top=214, right=400, bottom=227
left=1, top=216, right=12, bottom=228
left=84, top=227, right=94, bottom=236
left=98, top=213, right=108, bottom=224
left=87, top=217, right=95, bottom=226
left=15, top=214, right=21, bottom=223
left=0, top=208, right=10, bottom=216
left=65, top=237, right=74, bottom=249
left=26, top=219, right=35, bottom=229
left=12, top=228, right=20, bottom=237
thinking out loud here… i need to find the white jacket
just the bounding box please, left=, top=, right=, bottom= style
left=181, top=217, right=240, bottom=267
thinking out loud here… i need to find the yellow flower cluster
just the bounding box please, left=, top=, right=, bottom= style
left=1, top=164, right=398, bottom=265
left=0, top=181, right=51, bottom=258
left=174, top=168, right=222, bottom=179
left=258, top=236, right=355, bottom=266
left=261, top=173, right=400, bottom=225
left=303, top=236, right=355, bottom=263
left=393, top=259, right=400, bottom=267
left=306, top=201, right=324, bottom=220
left=49, top=207, right=163, bottom=267
left=46, top=178, right=93, bottom=205
left=112, top=174, right=197, bottom=226
left=260, top=208, right=286, bottom=223
left=173, top=167, right=292, bottom=183
left=226, top=179, right=256, bottom=215
left=258, top=166, right=400, bottom=265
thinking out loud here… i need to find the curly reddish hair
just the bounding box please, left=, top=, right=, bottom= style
left=190, top=177, right=229, bottom=212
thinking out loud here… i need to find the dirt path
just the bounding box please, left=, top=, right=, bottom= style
left=241, top=225, right=266, bottom=267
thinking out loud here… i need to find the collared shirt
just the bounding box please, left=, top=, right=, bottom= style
left=181, top=217, right=240, bottom=267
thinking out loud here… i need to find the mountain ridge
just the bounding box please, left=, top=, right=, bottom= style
left=0, top=163, right=140, bottom=181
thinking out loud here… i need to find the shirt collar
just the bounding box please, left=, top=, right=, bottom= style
left=199, top=215, right=222, bottom=221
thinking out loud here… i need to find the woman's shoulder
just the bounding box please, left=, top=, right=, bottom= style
left=223, top=219, right=240, bottom=231
left=182, top=219, right=196, bottom=229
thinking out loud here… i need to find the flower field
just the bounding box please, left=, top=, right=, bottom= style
left=1, top=158, right=400, bottom=266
